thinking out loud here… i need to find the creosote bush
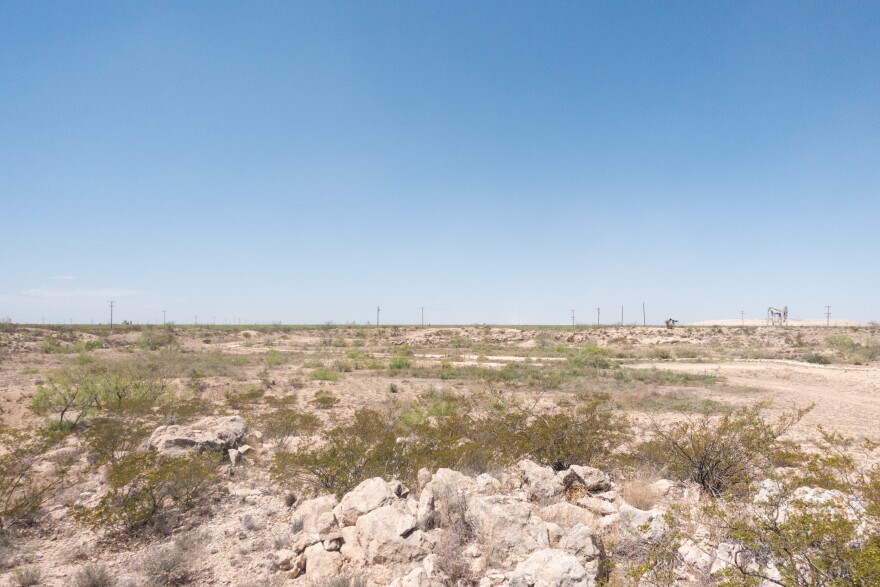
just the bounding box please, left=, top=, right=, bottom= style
left=256, top=408, right=320, bottom=448
left=272, top=393, right=627, bottom=496
left=1, top=428, right=71, bottom=530
left=72, top=452, right=219, bottom=534
left=637, top=403, right=810, bottom=496
left=708, top=429, right=880, bottom=586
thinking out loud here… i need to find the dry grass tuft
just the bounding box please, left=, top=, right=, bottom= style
left=620, top=467, right=662, bottom=510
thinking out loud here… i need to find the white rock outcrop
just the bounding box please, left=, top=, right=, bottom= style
left=140, top=416, right=247, bottom=457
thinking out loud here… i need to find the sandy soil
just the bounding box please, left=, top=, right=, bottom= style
left=629, top=359, right=880, bottom=446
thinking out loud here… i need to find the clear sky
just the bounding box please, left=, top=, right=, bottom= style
left=2, top=2, right=878, bottom=325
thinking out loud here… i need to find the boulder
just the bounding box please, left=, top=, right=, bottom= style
left=575, top=496, right=616, bottom=517
left=618, top=504, right=667, bottom=541
left=567, top=466, right=612, bottom=493
left=304, top=543, right=343, bottom=580
left=417, top=485, right=436, bottom=530
left=140, top=416, right=247, bottom=457
left=422, top=468, right=474, bottom=529
left=559, top=524, right=601, bottom=564
left=356, top=500, right=426, bottom=564
left=466, top=495, right=549, bottom=566
left=334, top=477, right=402, bottom=527
left=508, top=549, right=589, bottom=586
left=292, top=494, right=338, bottom=553
left=517, top=460, right=565, bottom=501
left=293, top=494, right=338, bottom=533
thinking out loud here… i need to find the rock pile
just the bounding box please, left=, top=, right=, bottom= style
left=274, top=460, right=651, bottom=586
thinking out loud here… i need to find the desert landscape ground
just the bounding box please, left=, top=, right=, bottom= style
left=0, top=323, right=877, bottom=586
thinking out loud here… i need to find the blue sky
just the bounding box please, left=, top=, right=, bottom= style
left=2, top=2, right=878, bottom=325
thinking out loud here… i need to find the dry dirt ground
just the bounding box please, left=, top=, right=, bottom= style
left=3, top=323, right=877, bottom=444
left=0, top=323, right=877, bottom=586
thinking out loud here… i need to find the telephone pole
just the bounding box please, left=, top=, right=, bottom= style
left=825, top=305, right=831, bottom=326
left=741, top=310, right=745, bottom=325
left=376, top=306, right=380, bottom=328
left=596, top=308, right=600, bottom=326
left=163, top=310, right=167, bottom=324
left=421, top=307, right=424, bottom=327
left=571, top=310, right=575, bottom=326
left=109, top=301, right=115, bottom=331
left=642, top=302, right=646, bottom=326
left=620, top=305, right=624, bottom=326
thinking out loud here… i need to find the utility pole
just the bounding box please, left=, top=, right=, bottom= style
left=741, top=310, right=745, bottom=325
left=825, top=305, right=831, bottom=327
left=163, top=310, right=167, bottom=324
left=642, top=302, right=646, bottom=326
left=376, top=306, right=380, bottom=328
left=421, top=307, right=424, bottom=327
left=621, top=305, right=624, bottom=326
left=109, top=301, right=115, bottom=331
left=571, top=310, right=575, bottom=326
left=596, top=308, right=600, bottom=326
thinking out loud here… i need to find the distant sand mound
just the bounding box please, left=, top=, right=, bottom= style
left=689, top=319, right=862, bottom=327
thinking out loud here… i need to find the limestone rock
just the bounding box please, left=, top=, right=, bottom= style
left=292, top=494, right=338, bottom=553
left=567, top=466, right=612, bottom=493
left=575, top=496, right=616, bottom=517
left=618, top=504, right=667, bottom=541
left=466, top=495, right=549, bottom=566
left=518, top=460, right=565, bottom=501
left=355, top=500, right=425, bottom=564
left=559, top=524, right=601, bottom=564
left=304, top=543, right=343, bottom=580
left=508, top=549, right=589, bottom=586
left=334, top=477, right=401, bottom=527
left=140, top=416, right=248, bottom=457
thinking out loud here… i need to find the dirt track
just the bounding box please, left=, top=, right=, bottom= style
left=632, top=359, right=880, bottom=446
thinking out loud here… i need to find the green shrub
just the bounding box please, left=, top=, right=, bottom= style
left=616, top=368, right=717, bottom=386
left=41, top=339, right=103, bottom=354
left=803, top=352, right=832, bottom=364
left=637, top=403, right=809, bottom=496
left=264, top=350, right=285, bottom=367
left=225, top=385, right=265, bottom=409
left=1, top=430, right=71, bottom=530
left=389, top=356, right=412, bottom=371
left=311, top=368, right=338, bottom=382
left=256, top=408, right=320, bottom=448
left=709, top=429, right=880, bottom=586
left=273, top=393, right=629, bottom=496
left=72, top=452, right=219, bottom=534
left=82, top=413, right=151, bottom=467
left=31, top=369, right=100, bottom=427
left=138, top=328, right=178, bottom=350
left=311, top=390, right=339, bottom=409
